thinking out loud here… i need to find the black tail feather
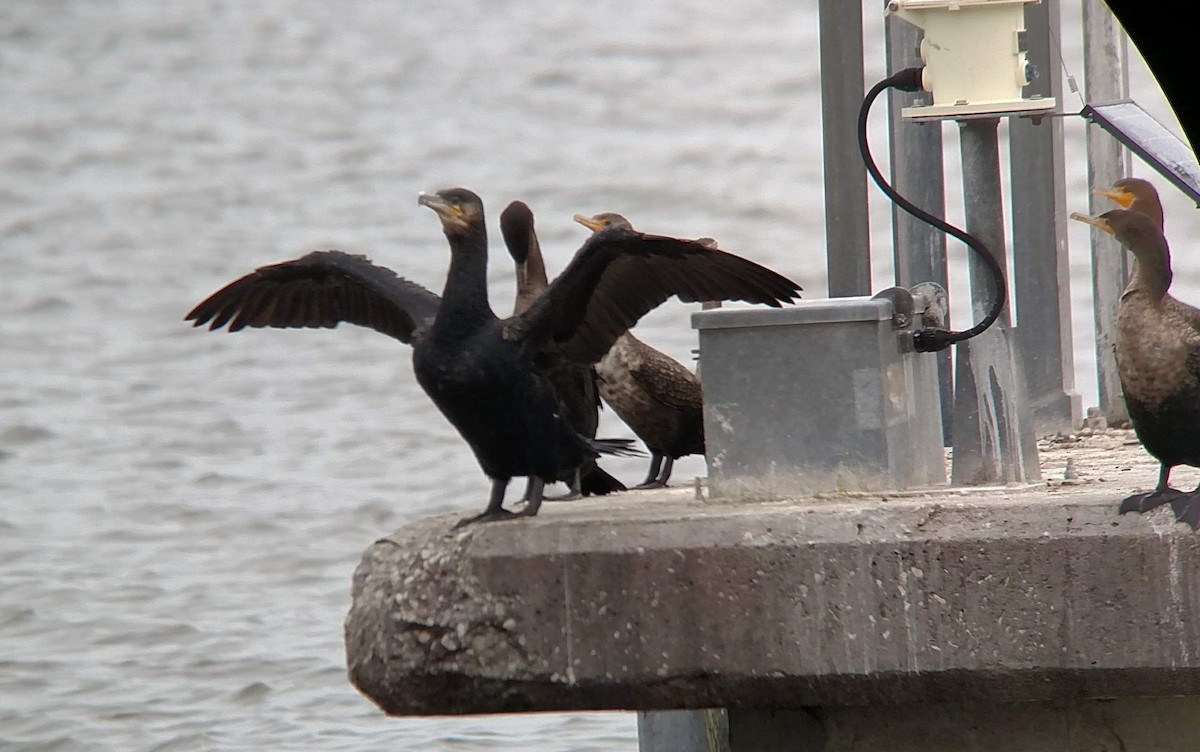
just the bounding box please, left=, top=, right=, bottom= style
left=579, top=463, right=627, bottom=495
left=588, top=437, right=643, bottom=458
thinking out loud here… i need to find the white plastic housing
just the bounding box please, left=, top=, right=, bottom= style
left=887, top=0, right=1056, bottom=120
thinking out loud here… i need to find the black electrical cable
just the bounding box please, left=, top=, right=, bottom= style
left=857, top=67, right=1008, bottom=353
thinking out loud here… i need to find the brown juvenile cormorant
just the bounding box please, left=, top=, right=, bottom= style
left=573, top=212, right=752, bottom=489
left=1094, top=177, right=1165, bottom=229
left=186, top=188, right=802, bottom=526
left=499, top=200, right=624, bottom=500
left=1071, top=207, right=1200, bottom=529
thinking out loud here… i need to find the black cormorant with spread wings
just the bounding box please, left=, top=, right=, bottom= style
left=186, top=188, right=801, bottom=526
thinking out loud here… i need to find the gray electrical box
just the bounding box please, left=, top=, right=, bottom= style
left=693, top=295, right=945, bottom=499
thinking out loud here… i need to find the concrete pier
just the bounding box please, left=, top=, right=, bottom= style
left=345, top=431, right=1200, bottom=745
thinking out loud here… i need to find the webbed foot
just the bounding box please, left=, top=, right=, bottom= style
left=512, top=477, right=547, bottom=518
left=1170, top=493, right=1200, bottom=531
left=544, top=469, right=583, bottom=501
left=453, top=509, right=519, bottom=529
left=1119, top=487, right=1184, bottom=515
left=509, top=477, right=535, bottom=507
left=633, top=455, right=673, bottom=490
left=455, top=479, right=518, bottom=528
left=632, top=479, right=667, bottom=490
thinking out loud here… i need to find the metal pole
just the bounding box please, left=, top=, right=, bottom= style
left=1082, top=0, right=1132, bottom=426
left=819, top=0, right=871, bottom=297
left=960, top=120, right=1011, bottom=327
left=951, top=119, right=1041, bottom=486
left=1008, top=0, right=1082, bottom=436
left=885, top=14, right=953, bottom=446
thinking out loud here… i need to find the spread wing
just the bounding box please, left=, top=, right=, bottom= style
left=185, top=250, right=440, bottom=344
left=509, top=227, right=801, bottom=364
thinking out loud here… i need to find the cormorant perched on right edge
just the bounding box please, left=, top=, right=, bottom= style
left=1094, top=177, right=1165, bottom=229
left=186, top=188, right=802, bottom=527
left=1071, top=206, right=1200, bottom=529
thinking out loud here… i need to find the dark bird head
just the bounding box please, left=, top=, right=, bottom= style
left=573, top=212, right=633, bottom=233
left=1070, top=208, right=1171, bottom=267
left=500, top=200, right=536, bottom=264
left=419, top=188, right=484, bottom=236
left=1092, top=177, right=1164, bottom=230
left=575, top=213, right=720, bottom=248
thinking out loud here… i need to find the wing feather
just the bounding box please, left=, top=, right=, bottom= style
left=185, top=250, right=440, bottom=344
left=511, top=228, right=801, bottom=364
left=626, top=342, right=703, bottom=412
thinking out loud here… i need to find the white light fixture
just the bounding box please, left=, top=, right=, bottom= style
left=886, top=0, right=1056, bottom=120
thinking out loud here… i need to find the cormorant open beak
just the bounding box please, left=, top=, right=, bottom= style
left=1069, top=211, right=1114, bottom=235
left=1092, top=186, right=1134, bottom=209
left=573, top=214, right=605, bottom=232
left=419, top=192, right=470, bottom=232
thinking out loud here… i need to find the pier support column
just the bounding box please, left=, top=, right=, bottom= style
left=640, top=700, right=1200, bottom=752
left=637, top=709, right=727, bottom=752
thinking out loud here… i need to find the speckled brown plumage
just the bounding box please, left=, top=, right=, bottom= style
left=596, top=332, right=705, bottom=488
left=573, top=212, right=763, bottom=488
left=1074, top=205, right=1200, bottom=529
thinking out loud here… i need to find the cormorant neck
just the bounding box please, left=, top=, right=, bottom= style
left=1127, top=246, right=1173, bottom=302
left=439, top=225, right=493, bottom=321
left=519, top=231, right=548, bottom=297
left=1135, top=201, right=1165, bottom=233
